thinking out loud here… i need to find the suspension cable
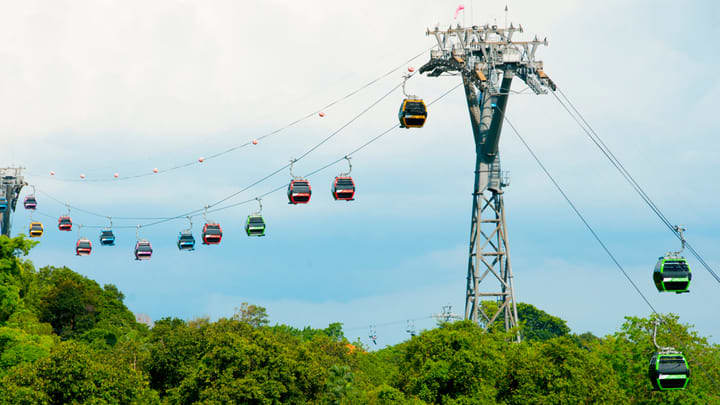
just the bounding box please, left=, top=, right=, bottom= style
left=30, top=79, right=406, bottom=224
left=36, top=48, right=431, bottom=183
left=501, top=110, right=659, bottom=315
left=552, top=88, right=720, bottom=284
left=54, top=83, right=462, bottom=230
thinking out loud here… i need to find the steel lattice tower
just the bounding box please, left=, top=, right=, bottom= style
left=0, top=167, right=26, bottom=237
left=419, top=23, right=555, bottom=338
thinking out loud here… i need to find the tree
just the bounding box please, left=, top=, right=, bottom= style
left=394, top=321, right=507, bottom=403
left=497, top=336, right=627, bottom=404
left=232, top=302, right=269, bottom=327
left=0, top=340, right=159, bottom=404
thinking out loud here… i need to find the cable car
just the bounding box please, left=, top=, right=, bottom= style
left=288, top=179, right=312, bottom=204
left=99, top=229, right=116, bottom=246
left=177, top=231, right=196, bottom=251
left=653, top=257, right=691, bottom=294
left=245, top=215, right=266, bottom=237
left=134, top=239, right=153, bottom=260
left=58, top=216, right=73, bottom=231
left=648, top=352, right=690, bottom=391
left=75, top=238, right=92, bottom=256
left=398, top=98, right=427, bottom=128
left=29, top=222, right=44, bottom=237
left=202, top=223, right=223, bottom=245
left=0, top=196, right=7, bottom=212
left=23, top=196, right=37, bottom=210
left=332, top=176, right=356, bottom=201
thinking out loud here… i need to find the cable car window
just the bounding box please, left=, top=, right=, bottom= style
left=293, top=183, right=310, bottom=192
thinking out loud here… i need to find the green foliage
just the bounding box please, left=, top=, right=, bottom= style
left=232, top=302, right=269, bottom=327
left=0, top=341, right=159, bottom=404
left=0, top=236, right=718, bottom=404
left=269, top=321, right=346, bottom=342
left=27, top=266, right=140, bottom=340
left=395, top=321, right=507, bottom=403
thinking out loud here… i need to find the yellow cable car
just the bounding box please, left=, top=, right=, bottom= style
left=398, top=98, right=427, bottom=128
left=29, top=221, right=44, bottom=237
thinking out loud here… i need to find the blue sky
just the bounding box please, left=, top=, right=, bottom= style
left=2, top=0, right=719, bottom=347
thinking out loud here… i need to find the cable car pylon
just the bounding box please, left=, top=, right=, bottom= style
left=0, top=167, right=27, bottom=237
left=419, top=22, right=556, bottom=339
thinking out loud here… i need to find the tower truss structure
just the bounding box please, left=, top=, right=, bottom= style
left=419, top=24, right=555, bottom=338
left=0, top=167, right=26, bottom=237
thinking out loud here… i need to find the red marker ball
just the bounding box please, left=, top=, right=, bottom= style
left=114, top=173, right=119, bottom=178
left=80, top=174, right=86, bottom=179
left=50, top=171, right=55, bottom=176
left=198, top=157, right=205, bottom=163
left=252, top=139, right=258, bottom=145
left=408, top=66, right=415, bottom=72
left=318, top=112, right=326, bottom=117
left=153, top=168, right=159, bottom=173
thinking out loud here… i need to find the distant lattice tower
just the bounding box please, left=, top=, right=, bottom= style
left=419, top=23, right=555, bottom=340
left=0, top=167, right=26, bottom=237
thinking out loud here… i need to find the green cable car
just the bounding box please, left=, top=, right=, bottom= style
left=653, top=257, right=691, bottom=293
left=648, top=352, right=690, bottom=391
left=654, top=226, right=691, bottom=293
left=245, top=215, right=266, bottom=237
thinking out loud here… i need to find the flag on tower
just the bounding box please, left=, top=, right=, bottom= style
left=454, top=4, right=465, bottom=19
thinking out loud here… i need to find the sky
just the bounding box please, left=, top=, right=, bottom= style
left=2, top=0, right=719, bottom=348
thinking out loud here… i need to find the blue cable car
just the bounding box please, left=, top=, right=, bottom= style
left=99, top=229, right=116, bottom=246
left=0, top=196, right=7, bottom=212
left=177, top=230, right=196, bottom=251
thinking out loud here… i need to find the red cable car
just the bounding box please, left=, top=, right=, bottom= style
left=134, top=239, right=153, bottom=260
left=288, top=179, right=312, bottom=204
left=332, top=176, right=355, bottom=201
left=202, top=223, right=223, bottom=245
left=75, top=238, right=92, bottom=256
left=58, top=216, right=73, bottom=231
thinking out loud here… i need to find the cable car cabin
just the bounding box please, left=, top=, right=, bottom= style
left=202, top=223, right=223, bottom=245
left=648, top=352, right=690, bottom=391
left=288, top=179, right=312, bottom=204
left=398, top=98, right=427, bottom=128
left=0, top=197, right=7, bottom=212
left=99, top=229, right=116, bottom=246
left=23, top=196, right=37, bottom=210
left=29, top=222, right=44, bottom=238
left=177, top=231, right=196, bottom=251
left=134, top=240, right=153, bottom=260
left=332, top=176, right=356, bottom=201
left=58, top=216, right=73, bottom=231
left=245, top=215, right=266, bottom=237
left=75, top=238, right=92, bottom=256
left=653, top=257, right=691, bottom=293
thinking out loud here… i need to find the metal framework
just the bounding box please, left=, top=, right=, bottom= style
left=419, top=23, right=554, bottom=338
left=0, top=167, right=26, bottom=237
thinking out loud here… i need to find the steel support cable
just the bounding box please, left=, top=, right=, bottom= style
left=29, top=80, right=407, bottom=226
left=39, top=83, right=461, bottom=230
left=137, top=83, right=461, bottom=227
left=203, top=81, right=405, bottom=211
left=552, top=89, right=720, bottom=284
left=34, top=189, right=175, bottom=221
left=344, top=316, right=434, bottom=332
left=199, top=83, right=463, bottom=218
left=37, top=48, right=432, bottom=183
left=501, top=111, right=659, bottom=315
